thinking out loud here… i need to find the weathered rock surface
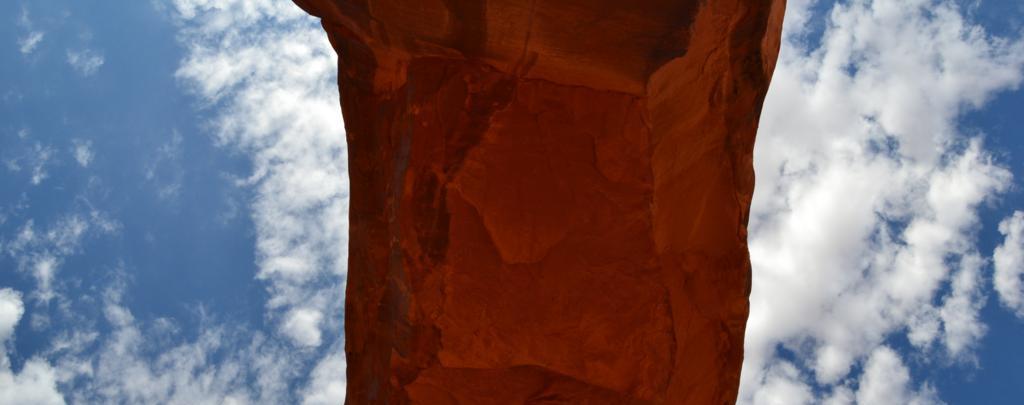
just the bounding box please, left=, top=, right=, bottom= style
left=293, top=0, right=785, bottom=403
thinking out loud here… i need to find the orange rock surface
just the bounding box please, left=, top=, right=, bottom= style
left=293, top=0, right=785, bottom=403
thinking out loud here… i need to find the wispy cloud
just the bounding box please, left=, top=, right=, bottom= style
left=1, top=1, right=349, bottom=403
left=71, top=139, right=94, bottom=168
left=2, top=211, right=118, bottom=304
left=19, top=31, right=45, bottom=55
left=144, top=131, right=184, bottom=201
left=16, top=8, right=45, bottom=56
left=3, top=141, right=57, bottom=186
left=170, top=0, right=347, bottom=353
left=168, top=1, right=348, bottom=401
left=994, top=211, right=1024, bottom=317
left=28, top=143, right=55, bottom=186
left=741, top=0, right=1024, bottom=403
left=66, top=49, right=104, bottom=76
left=1, top=280, right=296, bottom=405
left=53, top=282, right=297, bottom=404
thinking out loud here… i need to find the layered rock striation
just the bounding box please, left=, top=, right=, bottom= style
left=293, top=0, right=785, bottom=403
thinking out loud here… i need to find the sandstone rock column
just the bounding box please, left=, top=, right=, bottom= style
left=293, top=1, right=785, bottom=403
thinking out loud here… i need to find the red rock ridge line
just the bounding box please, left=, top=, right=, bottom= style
left=293, top=0, right=785, bottom=403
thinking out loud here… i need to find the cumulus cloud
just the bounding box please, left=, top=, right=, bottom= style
left=740, top=0, right=1024, bottom=402
left=66, top=49, right=105, bottom=76
left=853, top=347, right=938, bottom=405
left=750, top=362, right=814, bottom=405
left=282, top=308, right=324, bottom=348
left=0, top=288, right=65, bottom=405
left=994, top=211, right=1024, bottom=316
left=300, top=349, right=347, bottom=405
left=0, top=290, right=24, bottom=345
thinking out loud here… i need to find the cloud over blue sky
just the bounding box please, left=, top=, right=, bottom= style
left=1, top=0, right=1023, bottom=404
left=744, top=1, right=1024, bottom=403
left=2, top=1, right=345, bottom=403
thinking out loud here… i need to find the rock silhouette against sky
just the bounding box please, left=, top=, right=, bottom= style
left=295, top=0, right=785, bottom=402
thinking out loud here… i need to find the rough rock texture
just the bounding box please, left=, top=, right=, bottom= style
left=293, top=0, right=785, bottom=403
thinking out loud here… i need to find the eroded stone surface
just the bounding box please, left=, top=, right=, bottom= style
left=293, top=0, right=785, bottom=403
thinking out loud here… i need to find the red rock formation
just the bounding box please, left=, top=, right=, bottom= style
left=293, top=0, right=785, bottom=403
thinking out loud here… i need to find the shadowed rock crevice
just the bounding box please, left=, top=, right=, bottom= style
left=294, top=0, right=785, bottom=403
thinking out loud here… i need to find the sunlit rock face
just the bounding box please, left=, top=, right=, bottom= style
left=293, top=0, right=784, bottom=403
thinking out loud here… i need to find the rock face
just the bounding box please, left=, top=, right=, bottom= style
left=293, top=0, right=785, bottom=403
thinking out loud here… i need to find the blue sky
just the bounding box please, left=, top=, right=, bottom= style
left=0, top=0, right=1023, bottom=404
left=2, top=1, right=345, bottom=403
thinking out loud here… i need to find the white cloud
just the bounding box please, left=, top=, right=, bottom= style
left=168, top=0, right=346, bottom=402
left=741, top=0, right=1024, bottom=402
left=3, top=213, right=117, bottom=303
left=994, top=211, right=1024, bottom=316
left=145, top=131, right=184, bottom=201
left=34, top=282, right=299, bottom=405
left=855, top=347, right=938, bottom=405
left=0, top=288, right=65, bottom=405
left=300, top=349, right=346, bottom=405
left=937, top=254, right=986, bottom=357
left=71, top=140, right=94, bottom=168
left=281, top=308, right=323, bottom=348
left=16, top=8, right=45, bottom=56
left=0, top=358, right=65, bottom=405
left=19, top=31, right=44, bottom=55
left=171, top=0, right=347, bottom=351
left=751, top=362, right=813, bottom=405
left=28, top=144, right=55, bottom=185
left=0, top=2, right=349, bottom=403
left=2, top=0, right=1015, bottom=403
left=66, top=49, right=105, bottom=76
left=0, top=290, right=24, bottom=344
left=2, top=137, right=57, bottom=186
